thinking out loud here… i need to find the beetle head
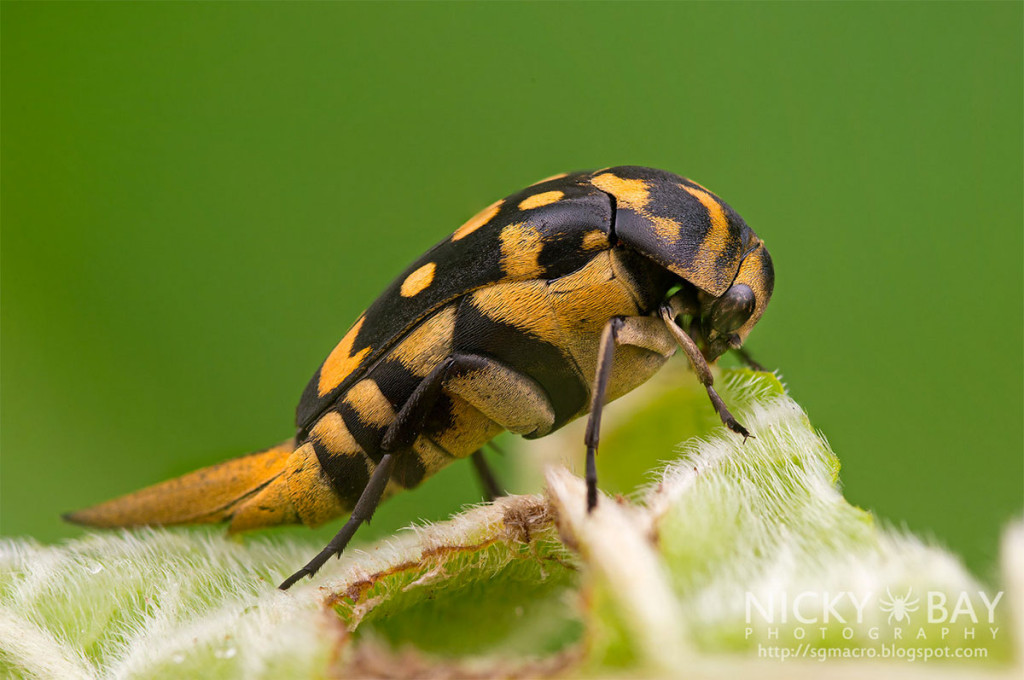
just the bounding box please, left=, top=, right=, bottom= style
left=696, top=240, right=774, bottom=361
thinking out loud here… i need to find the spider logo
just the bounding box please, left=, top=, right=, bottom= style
left=879, top=587, right=920, bottom=625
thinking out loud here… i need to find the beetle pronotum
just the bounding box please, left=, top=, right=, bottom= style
left=66, top=166, right=774, bottom=589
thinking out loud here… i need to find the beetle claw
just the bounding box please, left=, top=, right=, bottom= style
left=723, top=415, right=751, bottom=439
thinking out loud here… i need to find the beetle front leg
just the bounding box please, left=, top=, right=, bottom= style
left=659, top=305, right=751, bottom=440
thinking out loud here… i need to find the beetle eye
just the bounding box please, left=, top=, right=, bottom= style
left=709, top=284, right=755, bottom=334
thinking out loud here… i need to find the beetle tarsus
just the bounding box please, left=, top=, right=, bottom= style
left=724, top=415, right=752, bottom=441
left=586, top=445, right=598, bottom=512
left=279, top=567, right=313, bottom=590
left=707, top=385, right=751, bottom=440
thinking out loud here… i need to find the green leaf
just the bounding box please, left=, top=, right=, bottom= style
left=2, top=369, right=1018, bottom=679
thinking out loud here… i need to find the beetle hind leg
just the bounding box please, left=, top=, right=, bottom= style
left=384, top=353, right=546, bottom=503
left=279, top=453, right=396, bottom=590
left=281, top=358, right=466, bottom=590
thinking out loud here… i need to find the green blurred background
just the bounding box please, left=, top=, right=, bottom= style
left=3, top=2, right=1021, bottom=577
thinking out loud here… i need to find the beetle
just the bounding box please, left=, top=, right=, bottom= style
left=65, top=166, right=774, bottom=589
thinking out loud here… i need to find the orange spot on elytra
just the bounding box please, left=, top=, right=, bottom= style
left=452, top=200, right=502, bottom=241
left=318, top=317, right=371, bottom=397
left=518, top=190, right=564, bottom=211
left=400, top=262, right=436, bottom=297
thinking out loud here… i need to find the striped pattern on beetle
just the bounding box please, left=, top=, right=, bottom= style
left=66, top=166, right=775, bottom=589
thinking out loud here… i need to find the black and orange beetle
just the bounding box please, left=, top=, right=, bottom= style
left=66, top=166, right=774, bottom=589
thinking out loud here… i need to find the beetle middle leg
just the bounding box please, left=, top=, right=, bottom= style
left=660, top=305, right=751, bottom=439
left=583, top=317, right=625, bottom=511
left=580, top=314, right=681, bottom=512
